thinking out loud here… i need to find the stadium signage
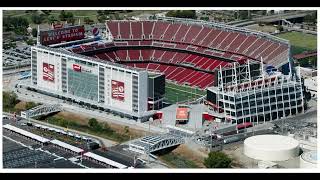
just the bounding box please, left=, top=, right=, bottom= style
left=176, top=108, right=188, bottom=120
left=92, top=27, right=100, bottom=36
left=72, top=64, right=81, bottom=72
left=40, top=25, right=85, bottom=46
left=111, top=80, right=125, bottom=101
left=72, top=64, right=92, bottom=73
left=52, top=23, right=64, bottom=29
left=43, top=63, right=55, bottom=82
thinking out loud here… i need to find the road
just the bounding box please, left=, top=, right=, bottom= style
left=3, top=66, right=31, bottom=76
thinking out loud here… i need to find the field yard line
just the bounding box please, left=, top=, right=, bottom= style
left=166, top=85, right=203, bottom=96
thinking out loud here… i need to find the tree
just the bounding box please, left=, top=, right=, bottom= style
left=3, top=91, right=19, bottom=112
left=113, top=13, right=121, bottom=20
left=66, top=12, right=75, bottom=25
left=25, top=10, right=37, bottom=13
left=48, top=16, right=58, bottom=24
left=26, top=38, right=36, bottom=45
left=3, top=16, right=29, bottom=35
left=166, top=10, right=197, bottom=19
left=31, top=13, right=44, bottom=24
left=97, top=10, right=110, bottom=16
left=59, top=11, right=75, bottom=24
left=41, top=10, right=52, bottom=16
left=304, top=12, right=317, bottom=24
left=238, top=10, right=249, bottom=20
left=59, top=118, right=68, bottom=128
left=97, top=15, right=108, bottom=23
left=277, top=25, right=284, bottom=32
left=97, top=10, right=104, bottom=16
left=59, top=10, right=67, bottom=21
left=88, top=118, right=98, bottom=128
left=3, top=42, right=17, bottom=50
left=84, top=17, right=94, bottom=25
left=25, top=102, right=37, bottom=110
left=94, top=123, right=103, bottom=132
left=124, top=126, right=130, bottom=134
left=234, top=11, right=239, bottom=20
left=32, top=28, right=38, bottom=37
left=200, top=16, right=209, bottom=21
left=203, top=151, right=232, bottom=168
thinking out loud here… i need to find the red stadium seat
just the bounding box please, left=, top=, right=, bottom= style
left=70, top=20, right=290, bottom=90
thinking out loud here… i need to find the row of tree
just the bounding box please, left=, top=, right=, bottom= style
left=3, top=16, right=29, bottom=35
left=166, top=10, right=197, bottom=19
left=3, top=91, right=19, bottom=112
left=304, top=11, right=317, bottom=24
left=203, top=151, right=233, bottom=168
left=88, top=118, right=130, bottom=136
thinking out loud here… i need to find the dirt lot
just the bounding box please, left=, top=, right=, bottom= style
left=170, top=144, right=206, bottom=168
left=222, top=144, right=248, bottom=168
left=14, top=101, right=27, bottom=110
left=55, top=111, right=146, bottom=139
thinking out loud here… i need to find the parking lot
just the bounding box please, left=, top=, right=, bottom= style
left=3, top=45, right=31, bottom=68
left=3, top=115, right=146, bottom=169
left=3, top=132, right=84, bottom=168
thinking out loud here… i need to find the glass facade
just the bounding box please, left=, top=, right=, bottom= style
left=68, top=68, right=98, bottom=101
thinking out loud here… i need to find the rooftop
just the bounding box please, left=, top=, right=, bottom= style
left=33, top=45, right=146, bottom=73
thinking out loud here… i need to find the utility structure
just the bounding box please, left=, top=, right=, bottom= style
left=206, top=59, right=305, bottom=125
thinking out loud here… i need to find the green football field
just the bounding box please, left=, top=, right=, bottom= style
left=164, top=82, right=206, bottom=104
left=276, top=31, right=317, bottom=55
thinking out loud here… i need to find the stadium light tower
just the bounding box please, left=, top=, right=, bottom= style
left=36, top=25, right=40, bottom=45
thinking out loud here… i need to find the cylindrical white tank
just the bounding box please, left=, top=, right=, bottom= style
left=244, top=135, right=300, bottom=161
left=300, top=151, right=317, bottom=168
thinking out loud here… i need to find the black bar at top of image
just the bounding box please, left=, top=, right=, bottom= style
left=0, top=0, right=319, bottom=7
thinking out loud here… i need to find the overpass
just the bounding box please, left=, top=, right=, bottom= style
left=230, top=11, right=313, bottom=27
left=128, top=133, right=185, bottom=154
left=252, top=11, right=312, bottom=23
left=21, top=104, right=63, bottom=119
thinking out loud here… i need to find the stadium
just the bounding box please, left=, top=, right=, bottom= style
left=26, top=17, right=305, bottom=124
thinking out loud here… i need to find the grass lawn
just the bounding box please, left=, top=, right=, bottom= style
left=276, top=31, right=317, bottom=55
left=165, top=82, right=206, bottom=104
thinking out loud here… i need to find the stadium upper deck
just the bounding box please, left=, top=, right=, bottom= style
left=105, top=18, right=290, bottom=66
left=66, top=18, right=291, bottom=90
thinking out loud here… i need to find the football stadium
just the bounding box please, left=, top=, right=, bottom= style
left=24, top=16, right=306, bottom=124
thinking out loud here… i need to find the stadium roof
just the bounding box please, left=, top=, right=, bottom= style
left=155, top=17, right=290, bottom=45
left=3, top=124, right=50, bottom=143
left=83, top=152, right=127, bottom=169
left=108, top=18, right=290, bottom=46
left=33, top=45, right=146, bottom=73
left=50, top=139, right=84, bottom=153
